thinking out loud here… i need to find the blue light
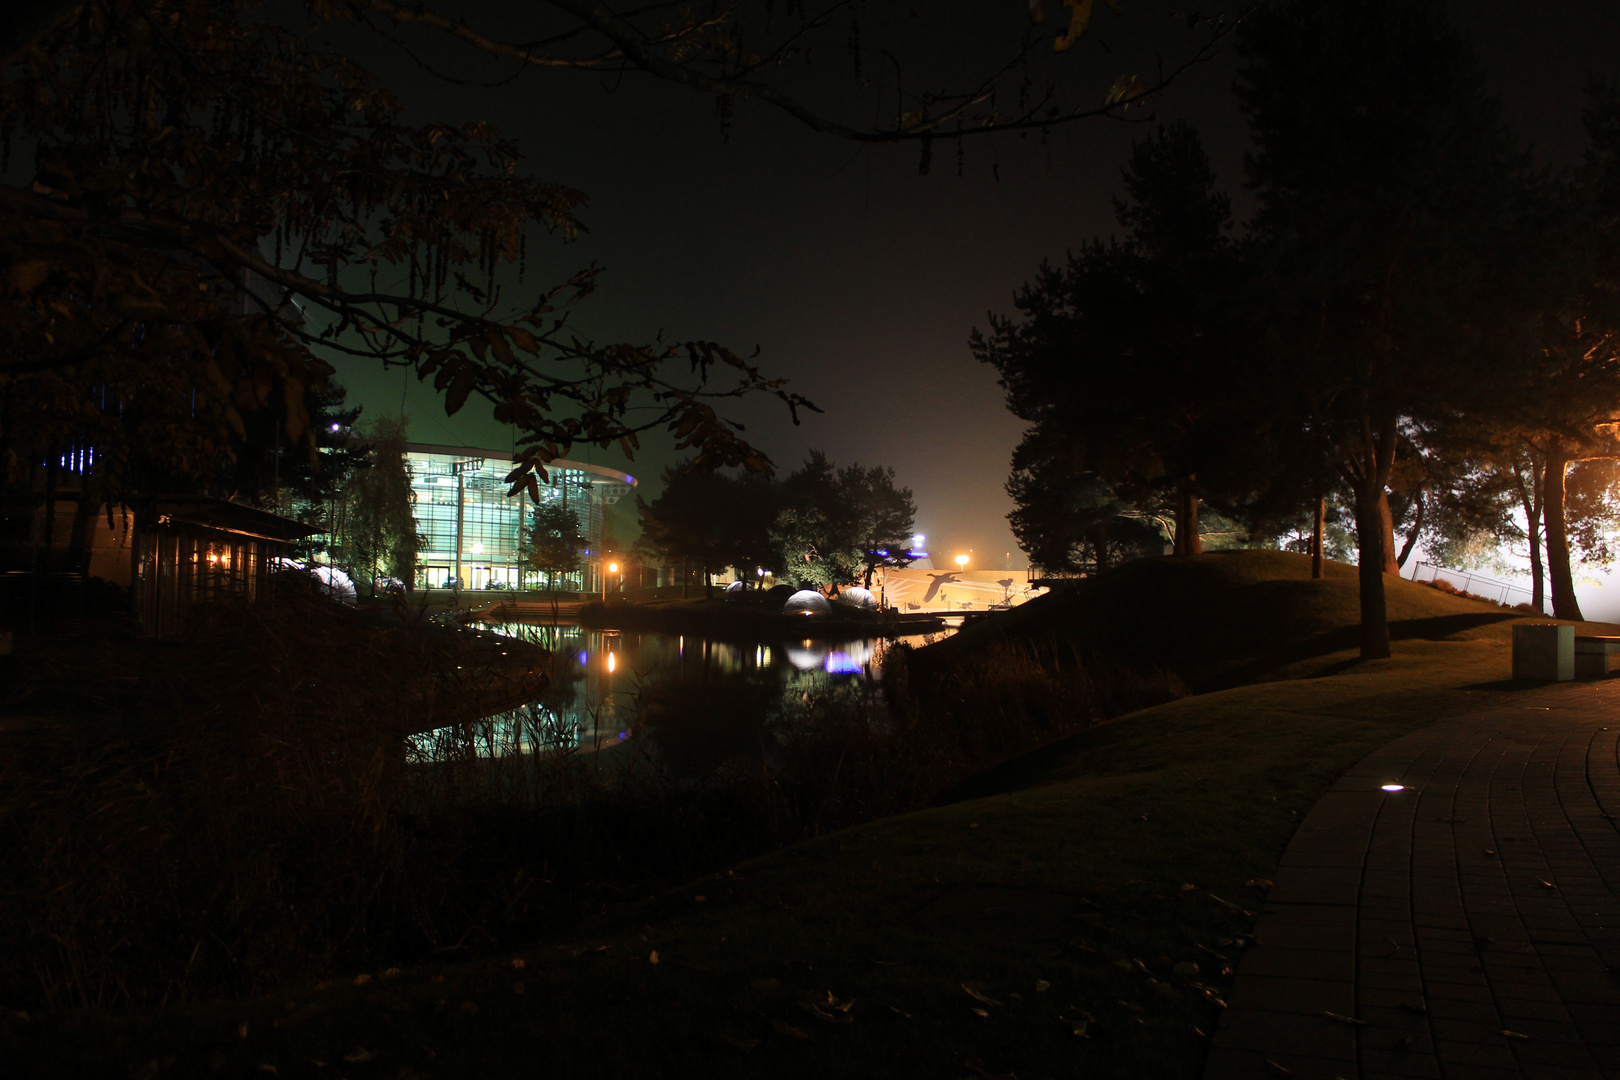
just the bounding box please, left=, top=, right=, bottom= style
left=617, top=731, right=628, bottom=740
left=907, top=550, right=928, bottom=558
left=577, top=651, right=588, bottom=664
left=625, top=475, right=634, bottom=484
left=876, top=549, right=889, bottom=557
left=824, top=652, right=863, bottom=675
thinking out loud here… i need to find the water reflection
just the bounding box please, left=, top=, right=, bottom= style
left=407, top=623, right=920, bottom=772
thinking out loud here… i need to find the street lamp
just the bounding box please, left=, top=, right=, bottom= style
left=603, top=560, right=619, bottom=601
left=954, top=553, right=970, bottom=569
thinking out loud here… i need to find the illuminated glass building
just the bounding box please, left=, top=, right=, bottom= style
left=406, top=444, right=635, bottom=591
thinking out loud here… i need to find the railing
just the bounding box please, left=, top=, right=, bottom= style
left=1408, top=561, right=1537, bottom=609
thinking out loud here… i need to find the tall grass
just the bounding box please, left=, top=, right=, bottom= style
left=0, top=600, right=1184, bottom=1014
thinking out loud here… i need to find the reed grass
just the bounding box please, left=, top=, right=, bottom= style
left=0, top=583, right=1178, bottom=1015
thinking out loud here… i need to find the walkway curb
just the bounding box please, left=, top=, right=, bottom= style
left=1205, top=685, right=1620, bottom=1080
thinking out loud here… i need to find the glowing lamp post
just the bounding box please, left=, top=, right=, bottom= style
left=603, top=560, right=619, bottom=601
left=954, top=553, right=970, bottom=570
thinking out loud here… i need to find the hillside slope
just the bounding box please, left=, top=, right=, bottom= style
left=926, top=550, right=1549, bottom=691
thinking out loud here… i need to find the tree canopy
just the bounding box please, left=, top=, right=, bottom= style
left=328, top=415, right=420, bottom=592
left=637, top=450, right=915, bottom=592
left=0, top=0, right=820, bottom=547
left=635, top=465, right=777, bottom=593
left=772, top=451, right=917, bottom=589
left=0, top=0, right=1250, bottom=595
left=524, top=501, right=586, bottom=591
left=979, top=0, right=1620, bottom=656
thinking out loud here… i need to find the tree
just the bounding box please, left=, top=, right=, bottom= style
left=636, top=465, right=777, bottom=595
left=771, top=451, right=916, bottom=589
left=1004, top=429, right=1166, bottom=573
left=1237, top=0, right=1557, bottom=658
left=0, top=0, right=1254, bottom=536
left=330, top=416, right=420, bottom=594
left=524, top=502, right=585, bottom=593
left=0, top=0, right=817, bottom=552
left=2, top=1, right=1245, bottom=148
left=1523, top=80, right=1620, bottom=620
left=842, top=462, right=919, bottom=588
left=975, top=120, right=1257, bottom=566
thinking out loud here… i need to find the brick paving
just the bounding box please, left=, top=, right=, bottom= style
left=1204, top=683, right=1620, bottom=1080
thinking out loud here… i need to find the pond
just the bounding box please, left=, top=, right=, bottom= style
left=408, top=622, right=945, bottom=774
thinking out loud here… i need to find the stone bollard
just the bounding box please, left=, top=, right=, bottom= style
left=1512, top=623, right=1573, bottom=682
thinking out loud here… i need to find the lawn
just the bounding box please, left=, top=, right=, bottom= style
left=6, top=552, right=1610, bottom=1079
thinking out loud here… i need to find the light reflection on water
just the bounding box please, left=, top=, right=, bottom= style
left=407, top=623, right=932, bottom=765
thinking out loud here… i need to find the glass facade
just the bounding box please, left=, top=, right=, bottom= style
left=406, top=444, right=634, bottom=592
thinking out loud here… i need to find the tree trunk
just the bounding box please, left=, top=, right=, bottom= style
left=1515, top=450, right=1545, bottom=613
left=67, top=484, right=100, bottom=578
left=1377, top=491, right=1399, bottom=575
left=1355, top=484, right=1392, bottom=659
left=1348, top=412, right=1398, bottom=660
left=1173, top=482, right=1201, bottom=556
left=1394, top=493, right=1424, bottom=570
left=1542, top=446, right=1584, bottom=620
left=1311, top=496, right=1325, bottom=579
left=42, top=460, right=57, bottom=554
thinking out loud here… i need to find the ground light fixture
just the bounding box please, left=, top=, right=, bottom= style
left=1381, top=783, right=1407, bottom=792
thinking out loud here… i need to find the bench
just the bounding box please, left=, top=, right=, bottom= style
left=1576, top=635, right=1620, bottom=679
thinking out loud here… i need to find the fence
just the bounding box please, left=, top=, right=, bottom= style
left=1408, top=561, right=1537, bottom=609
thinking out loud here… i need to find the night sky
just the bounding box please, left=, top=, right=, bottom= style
left=326, top=1, right=1620, bottom=570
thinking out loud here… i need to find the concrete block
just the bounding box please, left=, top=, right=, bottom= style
left=1512, top=624, right=1573, bottom=682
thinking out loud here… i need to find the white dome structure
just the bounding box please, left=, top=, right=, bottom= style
left=784, top=641, right=830, bottom=671
left=839, top=586, right=878, bottom=610
left=782, top=589, right=832, bottom=617
left=722, top=580, right=748, bottom=600
left=307, top=565, right=358, bottom=606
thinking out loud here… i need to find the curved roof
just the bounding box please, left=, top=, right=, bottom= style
left=405, top=443, right=637, bottom=487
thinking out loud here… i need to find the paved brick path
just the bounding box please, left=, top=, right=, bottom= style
left=1205, top=684, right=1620, bottom=1080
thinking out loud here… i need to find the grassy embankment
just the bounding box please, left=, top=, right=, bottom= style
left=8, top=550, right=1611, bottom=1080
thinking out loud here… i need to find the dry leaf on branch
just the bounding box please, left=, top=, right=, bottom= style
left=962, top=984, right=1003, bottom=1007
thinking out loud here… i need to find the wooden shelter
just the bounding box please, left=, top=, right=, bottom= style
left=134, top=499, right=316, bottom=637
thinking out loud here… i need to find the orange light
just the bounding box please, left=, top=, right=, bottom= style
left=608, top=561, right=619, bottom=574
left=606, top=652, right=617, bottom=673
